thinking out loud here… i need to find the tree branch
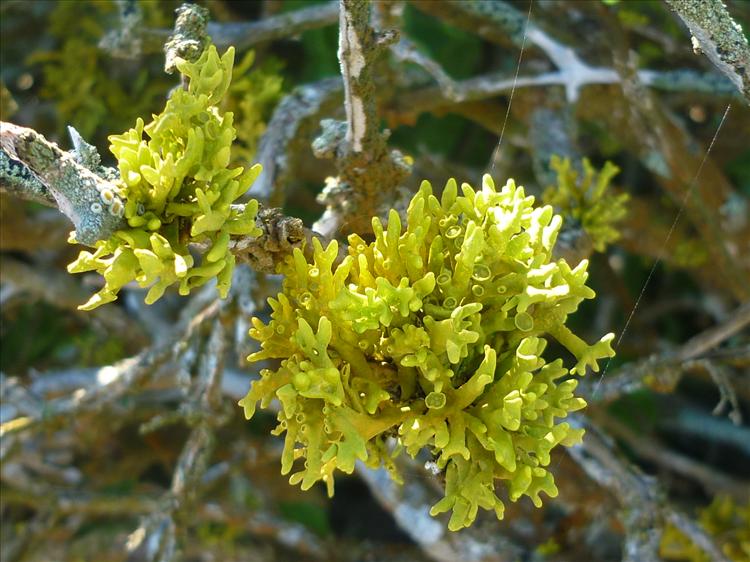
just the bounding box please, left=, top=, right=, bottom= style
left=590, top=409, right=750, bottom=500
left=164, top=3, right=209, bottom=74
left=584, top=301, right=750, bottom=403
left=313, top=0, right=410, bottom=238
left=405, top=0, right=737, bottom=106
left=567, top=416, right=731, bottom=562
left=0, top=122, right=126, bottom=246
left=99, top=2, right=341, bottom=60
left=665, top=0, right=750, bottom=102
left=0, top=299, right=219, bottom=440
left=0, top=148, right=55, bottom=207
left=409, top=0, right=528, bottom=49
left=251, top=77, right=343, bottom=205
left=0, top=119, right=341, bottom=275
left=597, top=17, right=750, bottom=301
left=394, top=65, right=737, bottom=117
left=210, top=1, right=340, bottom=53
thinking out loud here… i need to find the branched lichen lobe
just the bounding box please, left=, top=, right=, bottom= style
left=242, top=175, right=615, bottom=530
left=68, top=44, right=262, bottom=309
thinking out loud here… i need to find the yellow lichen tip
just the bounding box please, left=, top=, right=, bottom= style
left=542, top=155, right=629, bottom=253
left=242, top=176, right=615, bottom=531
left=68, top=42, right=262, bottom=309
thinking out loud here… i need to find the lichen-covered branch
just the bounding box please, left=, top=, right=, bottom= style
left=676, top=300, right=750, bottom=361
left=313, top=0, right=410, bottom=237
left=164, top=3, right=209, bottom=73
left=0, top=300, right=219, bottom=439
left=406, top=0, right=737, bottom=105
left=375, top=1, right=466, bottom=103
left=0, top=148, right=55, bottom=207
left=528, top=108, right=579, bottom=188
left=665, top=0, right=750, bottom=102
left=0, top=344, right=170, bottom=439
left=3, top=2, right=748, bottom=558
left=608, top=45, right=750, bottom=302
left=393, top=61, right=737, bottom=117
left=99, top=2, right=340, bottom=60
left=98, top=0, right=149, bottom=59
left=1, top=486, right=160, bottom=516
left=126, top=315, right=229, bottom=562
left=339, top=0, right=385, bottom=152
left=0, top=122, right=126, bottom=245
left=129, top=415, right=212, bottom=560
left=409, top=0, right=528, bottom=49
left=411, top=0, right=614, bottom=102
left=0, top=117, right=336, bottom=280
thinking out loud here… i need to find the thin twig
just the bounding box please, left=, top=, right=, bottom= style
left=251, top=77, right=343, bottom=204
left=210, top=1, right=340, bottom=53
left=0, top=300, right=220, bottom=439
left=590, top=409, right=749, bottom=500
left=584, top=301, right=750, bottom=403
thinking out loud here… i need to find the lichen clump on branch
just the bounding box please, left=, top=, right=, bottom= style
left=241, top=175, right=615, bottom=531
left=68, top=44, right=261, bottom=310
left=543, top=156, right=628, bottom=253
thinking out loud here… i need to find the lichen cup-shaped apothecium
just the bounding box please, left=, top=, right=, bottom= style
left=241, top=175, right=615, bottom=531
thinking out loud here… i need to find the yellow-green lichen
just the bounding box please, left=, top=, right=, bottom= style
left=27, top=0, right=174, bottom=140
left=68, top=44, right=261, bottom=310
left=241, top=175, right=615, bottom=531
left=224, top=50, right=284, bottom=164
left=660, top=496, right=750, bottom=562
left=542, top=156, right=629, bottom=252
